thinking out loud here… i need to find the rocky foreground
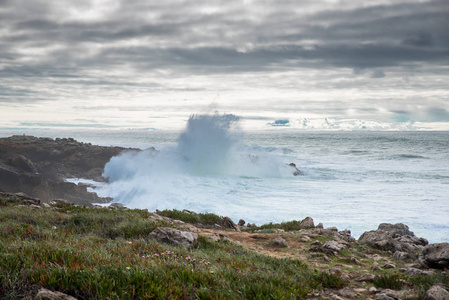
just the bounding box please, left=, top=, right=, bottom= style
left=2, top=193, right=448, bottom=300
left=1, top=136, right=448, bottom=299
left=0, top=135, right=138, bottom=205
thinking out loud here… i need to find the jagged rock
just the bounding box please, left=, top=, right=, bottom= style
left=221, top=217, right=240, bottom=231
left=300, top=216, right=315, bottom=229
left=421, top=243, right=449, bottom=270
left=108, top=203, right=125, bottom=209
left=359, top=223, right=428, bottom=253
left=150, top=227, right=198, bottom=247
left=35, top=288, right=77, bottom=300
left=316, top=222, right=324, bottom=229
left=272, top=237, right=289, bottom=248
left=359, top=230, right=400, bottom=252
left=382, top=262, right=397, bottom=269
left=354, top=273, right=375, bottom=282
left=322, top=240, right=348, bottom=255
left=238, top=219, right=245, bottom=226
left=425, top=284, right=449, bottom=300
left=393, top=251, right=409, bottom=260
left=335, top=229, right=355, bottom=242
left=288, top=163, right=304, bottom=176
left=378, top=223, right=415, bottom=237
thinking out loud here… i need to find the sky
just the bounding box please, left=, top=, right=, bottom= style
left=1, top=0, right=448, bottom=131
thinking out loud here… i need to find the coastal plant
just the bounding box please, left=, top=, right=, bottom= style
left=373, top=273, right=404, bottom=290
left=406, top=274, right=449, bottom=299
left=0, top=200, right=350, bottom=299
left=250, top=220, right=314, bottom=232
left=157, top=209, right=222, bottom=225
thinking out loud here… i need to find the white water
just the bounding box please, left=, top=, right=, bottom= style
left=1, top=119, right=448, bottom=243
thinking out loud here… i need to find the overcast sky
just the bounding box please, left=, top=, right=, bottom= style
left=1, top=0, right=448, bottom=130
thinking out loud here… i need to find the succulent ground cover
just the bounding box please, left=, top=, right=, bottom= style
left=0, top=199, right=345, bottom=299
left=0, top=198, right=448, bottom=299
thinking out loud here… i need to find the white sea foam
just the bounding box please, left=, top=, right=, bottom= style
left=99, top=114, right=294, bottom=213
left=63, top=123, right=449, bottom=243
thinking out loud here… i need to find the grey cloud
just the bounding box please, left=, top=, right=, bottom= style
left=402, top=33, right=434, bottom=47
left=371, top=70, right=386, bottom=78
left=2, top=0, right=448, bottom=77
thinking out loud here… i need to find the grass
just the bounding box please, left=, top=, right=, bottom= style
left=156, top=209, right=223, bottom=225
left=373, top=273, right=404, bottom=290
left=0, top=201, right=348, bottom=299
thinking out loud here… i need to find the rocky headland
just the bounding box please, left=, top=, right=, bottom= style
left=0, top=135, right=138, bottom=205
left=1, top=135, right=448, bottom=299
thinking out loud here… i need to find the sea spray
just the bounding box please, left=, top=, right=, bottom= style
left=176, top=114, right=239, bottom=175
left=100, top=113, right=293, bottom=211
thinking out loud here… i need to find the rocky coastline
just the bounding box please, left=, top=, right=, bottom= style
left=1, top=135, right=448, bottom=299
left=3, top=193, right=449, bottom=299
left=0, top=135, right=139, bottom=205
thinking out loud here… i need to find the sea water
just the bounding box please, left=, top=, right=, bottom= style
left=1, top=118, right=448, bottom=243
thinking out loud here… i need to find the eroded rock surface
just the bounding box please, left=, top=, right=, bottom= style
left=0, top=135, right=137, bottom=205
left=421, top=243, right=449, bottom=270
left=150, top=227, right=198, bottom=247
left=359, top=223, right=428, bottom=254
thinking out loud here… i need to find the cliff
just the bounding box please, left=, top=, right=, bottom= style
left=0, top=135, right=132, bottom=205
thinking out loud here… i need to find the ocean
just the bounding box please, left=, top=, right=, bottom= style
left=1, top=117, right=448, bottom=243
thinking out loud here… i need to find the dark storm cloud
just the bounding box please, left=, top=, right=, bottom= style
left=1, top=0, right=448, bottom=107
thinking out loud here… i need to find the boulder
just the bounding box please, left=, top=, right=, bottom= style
left=272, top=237, right=289, bottom=248
left=358, top=230, right=400, bottom=252
left=421, top=243, right=449, bottom=270
left=322, top=240, right=348, bottom=255
left=150, top=227, right=198, bottom=247
left=238, top=219, right=245, bottom=226
left=335, top=230, right=355, bottom=242
left=108, top=203, right=125, bottom=209
left=359, top=223, right=428, bottom=253
left=221, top=217, right=240, bottom=231
left=300, top=217, right=315, bottom=229
left=288, top=163, right=304, bottom=176
left=378, top=223, right=415, bottom=237
left=36, top=288, right=77, bottom=300
left=425, top=285, right=449, bottom=300
left=354, top=273, right=375, bottom=282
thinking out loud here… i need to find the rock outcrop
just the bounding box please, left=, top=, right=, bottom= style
left=358, top=223, right=428, bottom=254
left=35, top=288, right=78, bottom=300
left=150, top=227, right=198, bottom=247
left=0, top=135, right=137, bottom=205
left=425, top=284, right=449, bottom=300
left=421, top=243, right=449, bottom=270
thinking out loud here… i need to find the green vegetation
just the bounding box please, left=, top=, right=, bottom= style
left=157, top=209, right=222, bottom=225
left=0, top=202, right=347, bottom=299
left=373, top=273, right=404, bottom=290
